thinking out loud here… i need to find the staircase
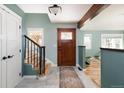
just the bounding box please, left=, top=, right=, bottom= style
left=24, top=35, right=46, bottom=76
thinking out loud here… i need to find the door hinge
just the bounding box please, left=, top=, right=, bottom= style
left=19, top=25, right=21, bottom=29
left=19, top=49, right=21, bottom=53
left=19, top=73, right=22, bottom=77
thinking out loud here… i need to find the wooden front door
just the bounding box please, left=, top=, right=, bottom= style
left=57, top=28, right=76, bottom=66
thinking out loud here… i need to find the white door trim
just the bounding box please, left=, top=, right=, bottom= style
left=0, top=4, right=22, bottom=20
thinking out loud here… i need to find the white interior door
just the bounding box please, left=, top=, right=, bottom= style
left=6, top=13, right=21, bottom=88
left=0, top=8, right=7, bottom=88
left=0, top=8, right=2, bottom=88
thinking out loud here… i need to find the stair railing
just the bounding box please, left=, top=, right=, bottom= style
left=24, top=35, right=45, bottom=75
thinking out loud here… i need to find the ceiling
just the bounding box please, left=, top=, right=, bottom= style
left=80, top=4, right=124, bottom=31
left=17, top=4, right=124, bottom=31
left=17, top=4, right=92, bottom=23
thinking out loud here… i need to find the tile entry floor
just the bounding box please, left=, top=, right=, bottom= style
left=16, top=67, right=98, bottom=88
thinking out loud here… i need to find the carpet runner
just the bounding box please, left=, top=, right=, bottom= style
left=59, top=66, right=84, bottom=88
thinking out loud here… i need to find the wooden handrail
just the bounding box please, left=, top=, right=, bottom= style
left=24, top=35, right=45, bottom=48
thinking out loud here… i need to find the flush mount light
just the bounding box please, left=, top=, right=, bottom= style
left=48, top=4, right=62, bottom=15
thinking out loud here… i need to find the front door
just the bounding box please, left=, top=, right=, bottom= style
left=58, top=28, right=76, bottom=66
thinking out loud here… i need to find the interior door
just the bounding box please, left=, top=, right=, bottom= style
left=6, top=13, right=21, bottom=88
left=0, top=8, right=2, bottom=88
left=0, top=9, right=7, bottom=88
left=58, top=28, right=76, bottom=66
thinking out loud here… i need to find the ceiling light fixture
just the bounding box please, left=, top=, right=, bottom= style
left=48, top=4, right=62, bottom=15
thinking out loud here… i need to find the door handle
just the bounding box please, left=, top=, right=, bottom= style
left=1, top=56, right=7, bottom=60
left=8, top=55, right=14, bottom=59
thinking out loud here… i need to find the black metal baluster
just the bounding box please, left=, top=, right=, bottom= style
left=37, top=46, right=38, bottom=67
left=43, top=47, right=45, bottom=74
left=28, top=40, right=29, bottom=64
left=39, top=47, right=42, bottom=75
left=31, top=42, right=32, bottom=64
left=33, top=44, right=35, bottom=68
left=24, top=37, right=26, bottom=60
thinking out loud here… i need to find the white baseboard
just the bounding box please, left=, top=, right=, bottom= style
left=23, top=75, right=37, bottom=78
left=46, top=58, right=57, bottom=67
left=76, top=64, right=80, bottom=67
left=52, top=64, right=57, bottom=67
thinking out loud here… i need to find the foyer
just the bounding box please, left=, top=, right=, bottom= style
left=16, top=67, right=97, bottom=88
left=1, top=4, right=124, bottom=88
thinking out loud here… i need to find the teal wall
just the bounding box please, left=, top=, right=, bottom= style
left=79, top=30, right=124, bottom=57
left=4, top=4, right=124, bottom=77
left=101, top=48, right=124, bottom=88
left=24, top=13, right=78, bottom=75
left=25, top=13, right=77, bottom=64
left=4, top=4, right=24, bottom=17
left=4, top=5, right=81, bottom=75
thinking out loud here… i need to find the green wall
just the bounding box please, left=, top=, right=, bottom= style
left=24, top=13, right=79, bottom=75
left=4, top=4, right=24, bottom=17
left=79, top=30, right=124, bottom=57
left=25, top=13, right=77, bottom=64
left=4, top=5, right=81, bottom=75
left=4, top=4, right=124, bottom=76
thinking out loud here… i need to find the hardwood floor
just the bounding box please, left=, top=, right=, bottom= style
left=84, top=58, right=101, bottom=87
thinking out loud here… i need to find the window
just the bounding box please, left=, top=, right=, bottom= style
left=84, top=34, right=92, bottom=49
left=61, top=32, right=72, bottom=40
left=101, top=34, right=123, bottom=49
left=27, top=28, right=44, bottom=46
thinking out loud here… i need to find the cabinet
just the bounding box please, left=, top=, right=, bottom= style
left=0, top=5, right=22, bottom=88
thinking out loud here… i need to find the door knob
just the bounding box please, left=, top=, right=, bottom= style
left=8, top=55, right=14, bottom=59
left=2, top=56, right=7, bottom=60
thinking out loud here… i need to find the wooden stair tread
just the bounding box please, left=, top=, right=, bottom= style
left=35, top=63, right=51, bottom=75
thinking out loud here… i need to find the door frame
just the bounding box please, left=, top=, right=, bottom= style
left=57, top=28, right=76, bottom=66
left=0, top=5, right=22, bottom=73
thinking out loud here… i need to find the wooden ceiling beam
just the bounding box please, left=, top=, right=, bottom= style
left=77, top=4, right=110, bottom=28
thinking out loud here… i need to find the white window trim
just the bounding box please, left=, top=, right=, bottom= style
left=101, top=34, right=124, bottom=49
left=27, top=28, right=44, bottom=46
left=83, top=34, right=92, bottom=50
